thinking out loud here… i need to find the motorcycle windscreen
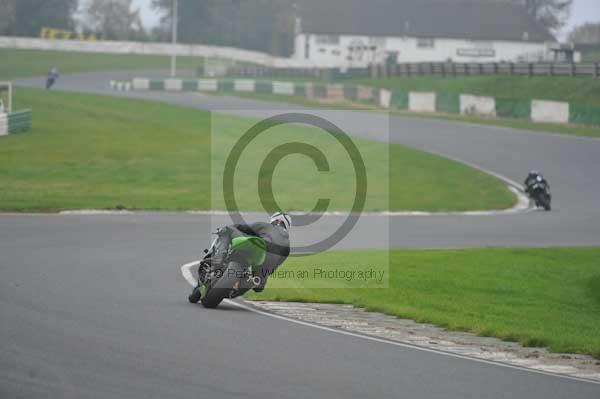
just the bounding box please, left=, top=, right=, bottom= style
left=231, top=236, right=267, bottom=266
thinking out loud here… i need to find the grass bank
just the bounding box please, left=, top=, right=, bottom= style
left=0, top=49, right=204, bottom=80
left=218, top=90, right=600, bottom=138
left=248, top=247, right=600, bottom=358
left=0, top=88, right=513, bottom=211
left=351, top=75, right=600, bottom=108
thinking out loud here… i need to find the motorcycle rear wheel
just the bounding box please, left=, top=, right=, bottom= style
left=201, top=262, right=245, bottom=309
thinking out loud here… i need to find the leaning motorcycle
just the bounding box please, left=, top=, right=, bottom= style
left=528, top=181, right=552, bottom=211
left=46, top=77, right=56, bottom=90
left=187, top=229, right=266, bottom=308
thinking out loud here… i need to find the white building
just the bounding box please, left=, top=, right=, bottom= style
left=292, top=0, right=557, bottom=68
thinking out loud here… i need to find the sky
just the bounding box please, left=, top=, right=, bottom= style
left=132, top=0, right=599, bottom=40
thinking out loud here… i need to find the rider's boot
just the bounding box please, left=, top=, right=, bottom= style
left=188, top=280, right=203, bottom=303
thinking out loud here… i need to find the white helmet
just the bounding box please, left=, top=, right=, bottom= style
left=270, top=212, right=292, bottom=230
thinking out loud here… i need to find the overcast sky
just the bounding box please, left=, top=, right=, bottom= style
left=132, top=0, right=599, bottom=40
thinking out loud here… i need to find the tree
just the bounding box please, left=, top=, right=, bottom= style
left=1, top=0, right=77, bottom=37
left=521, top=0, right=572, bottom=32
left=83, top=0, right=146, bottom=40
left=568, top=23, right=600, bottom=44
left=0, top=0, right=16, bottom=35
left=151, top=0, right=295, bottom=56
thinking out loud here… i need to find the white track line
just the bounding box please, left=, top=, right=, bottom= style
left=178, top=261, right=599, bottom=386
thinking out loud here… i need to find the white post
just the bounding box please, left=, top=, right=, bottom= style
left=8, top=82, right=12, bottom=113
left=170, top=0, right=178, bottom=77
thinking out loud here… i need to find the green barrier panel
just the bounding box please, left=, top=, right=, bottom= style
left=495, top=99, right=531, bottom=120
left=218, top=80, right=234, bottom=92
left=436, top=91, right=460, bottom=114
left=343, top=85, right=358, bottom=101
left=313, top=84, right=327, bottom=98
left=390, top=89, right=409, bottom=110
left=255, top=81, right=273, bottom=93
left=7, top=109, right=32, bottom=134
left=569, top=104, right=600, bottom=127
left=149, top=80, right=165, bottom=90
left=294, top=84, right=306, bottom=97
left=182, top=80, right=198, bottom=91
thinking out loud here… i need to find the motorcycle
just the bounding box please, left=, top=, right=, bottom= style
left=527, top=180, right=552, bottom=211
left=186, top=229, right=267, bottom=308
left=46, top=76, right=57, bottom=90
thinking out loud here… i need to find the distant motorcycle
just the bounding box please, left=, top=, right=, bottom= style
left=186, top=228, right=267, bottom=308
left=45, top=76, right=56, bottom=90
left=525, top=173, right=552, bottom=211
left=46, top=68, right=59, bottom=90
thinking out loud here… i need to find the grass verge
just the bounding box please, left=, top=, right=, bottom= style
left=351, top=75, right=600, bottom=108
left=0, top=88, right=513, bottom=212
left=222, top=90, right=600, bottom=138
left=0, top=49, right=204, bottom=80
left=247, top=247, right=600, bottom=358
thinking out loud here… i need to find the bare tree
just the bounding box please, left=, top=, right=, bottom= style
left=521, top=0, right=572, bottom=32
left=568, top=23, right=600, bottom=44
left=84, top=0, right=145, bottom=40
left=0, top=0, right=16, bottom=35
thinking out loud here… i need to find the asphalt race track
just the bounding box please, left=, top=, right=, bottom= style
left=1, top=72, right=599, bottom=398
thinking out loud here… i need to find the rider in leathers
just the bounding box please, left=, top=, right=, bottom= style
left=197, top=212, right=291, bottom=297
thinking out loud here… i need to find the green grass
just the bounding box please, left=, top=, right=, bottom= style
left=352, top=75, right=600, bottom=108
left=247, top=247, right=600, bottom=358
left=0, top=88, right=513, bottom=211
left=219, top=90, right=600, bottom=138
left=0, top=49, right=205, bottom=80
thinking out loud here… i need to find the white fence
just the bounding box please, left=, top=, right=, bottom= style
left=0, top=36, right=319, bottom=68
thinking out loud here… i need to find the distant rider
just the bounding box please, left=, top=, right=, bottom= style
left=524, top=170, right=549, bottom=195
left=190, top=212, right=291, bottom=301
left=46, top=67, right=59, bottom=90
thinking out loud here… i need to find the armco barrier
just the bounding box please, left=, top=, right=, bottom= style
left=110, top=78, right=600, bottom=127
left=460, top=94, right=496, bottom=117
left=495, top=98, right=531, bottom=120
left=8, top=109, right=32, bottom=133
left=199, top=79, right=218, bottom=91
left=436, top=92, right=460, bottom=114
left=0, top=110, right=32, bottom=136
left=234, top=80, right=255, bottom=92
left=570, top=104, right=600, bottom=127
left=379, top=89, right=392, bottom=108
left=165, top=78, right=183, bottom=91
left=273, top=81, right=294, bottom=95
left=531, top=100, right=569, bottom=124
left=409, top=92, right=436, bottom=113
left=0, top=113, right=7, bottom=136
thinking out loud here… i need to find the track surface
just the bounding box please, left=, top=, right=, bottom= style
left=1, top=72, right=599, bottom=398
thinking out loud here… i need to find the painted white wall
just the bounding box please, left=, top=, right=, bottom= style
left=460, top=94, right=497, bottom=117
left=295, top=33, right=554, bottom=67
left=0, top=36, right=320, bottom=68
left=531, top=100, right=570, bottom=123
left=409, top=92, right=436, bottom=113
left=0, top=113, right=7, bottom=136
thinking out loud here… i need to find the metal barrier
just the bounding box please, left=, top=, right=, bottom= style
left=7, top=109, right=32, bottom=134
left=371, top=62, right=600, bottom=79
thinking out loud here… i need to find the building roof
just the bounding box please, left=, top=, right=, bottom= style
left=296, top=0, right=555, bottom=42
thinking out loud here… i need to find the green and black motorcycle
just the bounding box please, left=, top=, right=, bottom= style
left=184, top=229, right=267, bottom=308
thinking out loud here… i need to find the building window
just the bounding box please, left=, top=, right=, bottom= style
left=417, top=38, right=435, bottom=48
left=315, top=35, right=340, bottom=45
